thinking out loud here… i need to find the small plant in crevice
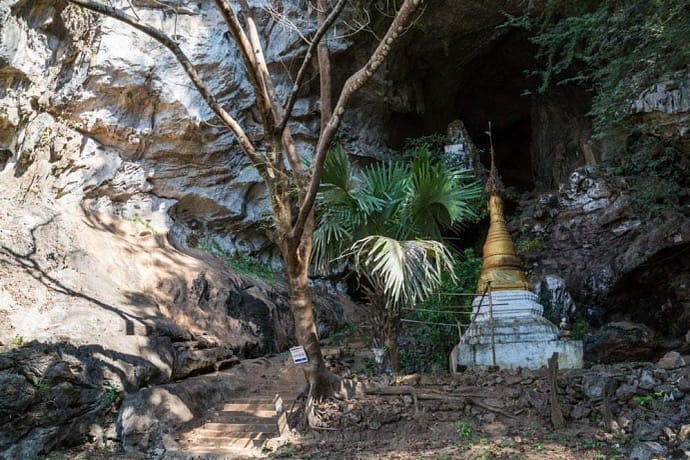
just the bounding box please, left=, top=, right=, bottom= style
left=120, top=212, right=165, bottom=235
left=515, top=236, right=544, bottom=254
left=10, top=335, right=24, bottom=347
left=99, top=440, right=115, bottom=455
left=32, top=376, right=50, bottom=397
left=198, top=238, right=277, bottom=282
left=268, top=443, right=298, bottom=458
left=456, top=421, right=474, bottom=441
left=103, top=383, right=121, bottom=406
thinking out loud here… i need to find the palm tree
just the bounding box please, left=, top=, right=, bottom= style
left=313, top=145, right=482, bottom=371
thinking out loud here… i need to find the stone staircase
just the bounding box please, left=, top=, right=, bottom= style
left=168, top=358, right=306, bottom=458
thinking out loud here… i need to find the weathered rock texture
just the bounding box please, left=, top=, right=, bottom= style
left=0, top=0, right=355, bottom=454
left=631, top=71, right=690, bottom=152
left=510, top=164, right=690, bottom=358
left=2, top=0, right=564, bottom=255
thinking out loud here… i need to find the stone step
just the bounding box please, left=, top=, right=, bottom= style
left=229, top=397, right=276, bottom=403
left=170, top=360, right=305, bottom=457
left=214, top=409, right=277, bottom=418
left=210, top=412, right=276, bottom=422
left=200, top=422, right=278, bottom=433
left=220, top=398, right=295, bottom=412
left=193, top=435, right=271, bottom=449
left=260, top=385, right=304, bottom=392
left=166, top=446, right=253, bottom=459
left=221, top=402, right=276, bottom=412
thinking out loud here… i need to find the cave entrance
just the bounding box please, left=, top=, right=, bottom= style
left=607, top=243, right=690, bottom=338
left=386, top=29, right=536, bottom=191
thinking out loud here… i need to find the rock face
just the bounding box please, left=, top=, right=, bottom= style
left=0, top=342, right=130, bottom=458
left=0, top=0, right=551, bottom=257
left=631, top=72, right=690, bottom=152
left=511, top=164, right=690, bottom=355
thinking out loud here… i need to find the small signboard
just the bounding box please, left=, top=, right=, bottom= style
left=289, top=346, right=309, bottom=364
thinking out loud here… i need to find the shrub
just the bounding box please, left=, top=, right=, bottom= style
left=400, top=248, right=482, bottom=373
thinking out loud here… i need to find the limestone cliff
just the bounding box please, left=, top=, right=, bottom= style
left=1, top=0, right=689, bottom=455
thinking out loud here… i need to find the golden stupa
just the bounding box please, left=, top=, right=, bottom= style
left=476, top=147, right=531, bottom=294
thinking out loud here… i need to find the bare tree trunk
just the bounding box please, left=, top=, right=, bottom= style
left=384, top=311, right=402, bottom=373
left=281, top=215, right=338, bottom=400
left=317, top=0, right=332, bottom=134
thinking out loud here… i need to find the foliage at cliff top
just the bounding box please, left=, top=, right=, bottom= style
left=507, top=0, right=690, bottom=136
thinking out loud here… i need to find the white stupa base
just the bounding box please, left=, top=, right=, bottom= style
left=452, top=290, right=583, bottom=370
left=454, top=337, right=583, bottom=370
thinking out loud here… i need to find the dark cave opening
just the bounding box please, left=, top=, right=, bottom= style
left=385, top=29, right=537, bottom=192
left=607, top=243, right=690, bottom=338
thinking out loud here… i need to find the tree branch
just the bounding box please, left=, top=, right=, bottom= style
left=317, top=0, right=334, bottom=135
left=213, top=0, right=278, bottom=140
left=237, top=0, right=311, bottom=188
left=277, top=0, right=348, bottom=134
left=291, top=0, right=425, bottom=241
left=65, top=0, right=272, bottom=181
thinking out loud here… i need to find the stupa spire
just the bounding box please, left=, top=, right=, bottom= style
left=476, top=125, right=531, bottom=294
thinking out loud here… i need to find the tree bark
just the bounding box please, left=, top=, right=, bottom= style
left=367, top=283, right=402, bottom=373
left=280, top=214, right=337, bottom=400
left=317, top=0, right=333, bottom=134
left=384, top=312, right=402, bottom=373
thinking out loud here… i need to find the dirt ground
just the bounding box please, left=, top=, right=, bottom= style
left=250, top=325, right=647, bottom=460
left=45, top=330, right=686, bottom=460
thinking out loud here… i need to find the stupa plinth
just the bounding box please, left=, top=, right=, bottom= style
left=451, top=147, right=583, bottom=370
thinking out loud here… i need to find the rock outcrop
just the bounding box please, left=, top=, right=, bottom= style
left=510, top=164, right=690, bottom=354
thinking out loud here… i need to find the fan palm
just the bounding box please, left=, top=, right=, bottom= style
left=313, top=145, right=482, bottom=371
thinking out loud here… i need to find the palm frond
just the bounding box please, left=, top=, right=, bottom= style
left=312, top=215, right=353, bottom=272
left=358, top=161, right=409, bottom=203
left=321, top=144, right=354, bottom=193
left=403, top=157, right=482, bottom=238
left=350, top=236, right=455, bottom=309
left=357, top=161, right=409, bottom=236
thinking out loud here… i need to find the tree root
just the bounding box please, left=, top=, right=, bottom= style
left=364, top=385, right=517, bottom=419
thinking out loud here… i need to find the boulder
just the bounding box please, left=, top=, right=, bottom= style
left=629, top=441, right=667, bottom=460
left=678, top=376, right=690, bottom=393
left=0, top=343, right=113, bottom=459
left=639, top=370, right=659, bottom=391
left=657, top=351, right=686, bottom=370
left=634, top=420, right=665, bottom=442
left=585, top=322, right=658, bottom=363
left=615, top=383, right=638, bottom=401
left=172, top=344, right=237, bottom=379
left=679, top=424, right=690, bottom=441
left=582, top=373, right=618, bottom=401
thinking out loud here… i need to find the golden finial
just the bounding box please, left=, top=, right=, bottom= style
left=476, top=123, right=531, bottom=293
left=485, top=122, right=504, bottom=195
